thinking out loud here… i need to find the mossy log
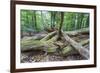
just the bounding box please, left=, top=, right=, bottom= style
left=40, top=31, right=57, bottom=41
left=80, top=39, right=89, bottom=46
left=21, top=34, right=46, bottom=41
left=21, top=35, right=58, bottom=53
left=65, top=28, right=89, bottom=36
left=62, top=39, right=89, bottom=56
left=62, top=32, right=89, bottom=59
left=21, top=28, right=89, bottom=41
left=21, top=28, right=89, bottom=57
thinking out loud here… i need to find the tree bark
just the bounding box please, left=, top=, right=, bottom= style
left=40, top=31, right=57, bottom=41
left=62, top=39, right=89, bottom=56
left=21, top=34, right=58, bottom=52
left=62, top=32, right=89, bottom=59
left=58, top=12, right=64, bottom=39
left=22, top=34, right=47, bottom=40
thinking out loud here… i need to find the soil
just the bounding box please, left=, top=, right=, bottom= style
left=21, top=51, right=86, bottom=63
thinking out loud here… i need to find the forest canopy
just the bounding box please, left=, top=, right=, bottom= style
left=21, top=10, right=89, bottom=35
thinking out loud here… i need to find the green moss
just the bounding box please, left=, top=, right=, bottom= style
left=47, top=47, right=57, bottom=52
left=62, top=45, right=72, bottom=55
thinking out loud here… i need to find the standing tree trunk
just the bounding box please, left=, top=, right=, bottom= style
left=58, top=12, right=64, bottom=40
left=41, top=11, right=45, bottom=30
left=74, top=13, right=78, bottom=30
left=78, top=13, right=84, bottom=29
left=34, top=11, right=37, bottom=30
left=51, top=12, right=56, bottom=29
left=86, top=14, right=89, bottom=27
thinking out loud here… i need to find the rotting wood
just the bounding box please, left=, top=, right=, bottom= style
left=62, top=32, right=89, bottom=59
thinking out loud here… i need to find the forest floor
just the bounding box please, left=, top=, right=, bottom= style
left=21, top=30, right=89, bottom=63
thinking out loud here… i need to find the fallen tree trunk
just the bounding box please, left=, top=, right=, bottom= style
left=65, top=28, right=89, bottom=36
left=21, top=28, right=89, bottom=41
left=62, top=32, right=89, bottom=59
left=21, top=40, right=58, bottom=53
left=81, top=39, right=89, bottom=46
left=21, top=31, right=57, bottom=52
left=62, top=39, right=89, bottom=56
left=62, top=45, right=77, bottom=56
left=21, top=35, right=58, bottom=52
left=21, top=39, right=44, bottom=52
left=21, top=29, right=89, bottom=58
left=40, top=31, right=57, bottom=41
left=21, top=34, right=47, bottom=41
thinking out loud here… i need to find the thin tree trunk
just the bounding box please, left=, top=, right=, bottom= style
left=51, top=12, right=56, bottom=29
left=34, top=11, right=37, bottom=30
left=74, top=13, right=78, bottom=30
left=41, top=11, right=44, bottom=29
left=58, top=12, right=64, bottom=39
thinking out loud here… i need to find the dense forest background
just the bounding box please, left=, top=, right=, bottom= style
left=21, top=10, right=89, bottom=37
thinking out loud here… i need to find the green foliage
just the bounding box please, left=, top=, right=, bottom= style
left=21, top=10, right=89, bottom=33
